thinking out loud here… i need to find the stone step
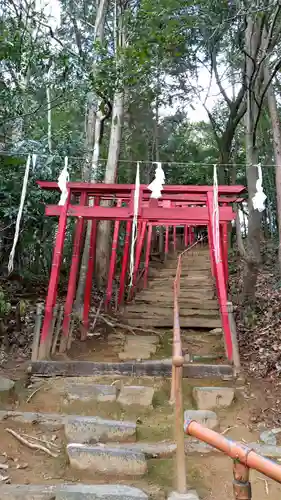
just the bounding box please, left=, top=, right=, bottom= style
left=192, top=386, right=235, bottom=410
left=0, top=484, right=148, bottom=499
left=0, top=411, right=136, bottom=443
left=124, top=316, right=221, bottom=328
left=135, top=290, right=215, bottom=300
left=63, top=382, right=118, bottom=403
left=156, top=269, right=212, bottom=277
left=150, top=277, right=214, bottom=284
left=134, top=296, right=219, bottom=309
left=103, top=438, right=230, bottom=457
left=65, top=415, right=136, bottom=443
left=148, top=283, right=214, bottom=290
left=124, top=307, right=220, bottom=318
left=124, top=301, right=218, bottom=318
left=184, top=409, right=219, bottom=430
left=67, top=443, right=147, bottom=476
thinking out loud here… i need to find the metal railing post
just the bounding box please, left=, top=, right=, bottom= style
left=233, top=461, right=252, bottom=500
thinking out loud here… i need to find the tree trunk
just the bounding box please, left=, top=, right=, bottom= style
left=242, top=16, right=263, bottom=303
left=266, top=71, right=281, bottom=271
left=95, top=90, right=124, bottom=286
left=75, top=0, right=108, bottom=312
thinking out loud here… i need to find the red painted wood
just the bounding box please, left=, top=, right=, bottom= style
left=173, top=226, right=176, bottom=251
left=105, top=200, right=122, bottom=309
left=45, top=205, right=236, bottom=223
left=207, top=192, right=233, bottom=361
left=39, top=192, right=70, bottom=351
left=61, top=192, right=87, bottom=348
left=37, top=180, right=246, bottom=195
left=118, top=220, right=132, bottom=306
left=130, top=221, right=146, bottom=298
left=207, top=223, right=215, bottom=277
left=82, top=197, right=100, bottom=335
left=184, top=225, right=188, bottom=247
left=165, top=226, right=169, bottom=257
left=143, top=224, right=153, bottom=288
left=221, top=222, right=229, bottom=286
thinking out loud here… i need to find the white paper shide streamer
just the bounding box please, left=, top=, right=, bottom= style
left=252, top=164, right=267, bottom=212
left=8, top=154, right=33, bottom=274
left=58, top=157, right=69, bottom=205
left=148, top=162, right=165, bottom=199
left=212, top=164, right=220, bottom=264
left=129, top=162, right=140, bottom=287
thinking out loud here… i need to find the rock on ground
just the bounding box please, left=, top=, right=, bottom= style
left=192, top=386, right=235, bottom=410
left=0, top=376, right=15, bottom=400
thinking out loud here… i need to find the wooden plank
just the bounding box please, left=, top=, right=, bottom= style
left=45, top=205, right=235, bottom=223
left=37, top=180, right=246, bottom=195
left=30, top=360, right=233, bottom=379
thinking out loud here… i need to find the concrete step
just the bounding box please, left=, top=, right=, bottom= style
left=0, top=484, right=149, bottom=499
left=67, top=443, right=147, bottom=476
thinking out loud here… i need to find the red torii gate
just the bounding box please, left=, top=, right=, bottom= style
left=36, top=181, right=246, bottom=361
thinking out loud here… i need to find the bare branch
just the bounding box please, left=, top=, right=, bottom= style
left=211, top=49, right=231, bottom=108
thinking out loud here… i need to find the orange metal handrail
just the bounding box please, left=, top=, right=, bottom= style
left=184, top=419, right=281, bottom=493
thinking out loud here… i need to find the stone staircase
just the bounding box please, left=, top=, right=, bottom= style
left=1, top=248, right=280, bottom=498
left=123, top=249, right=221, bottom=329
left=0, top=372, right=280, bottom=499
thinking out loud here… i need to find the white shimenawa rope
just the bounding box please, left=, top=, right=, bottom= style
left=252, top=163, right=267, bottom=212
left=148, top=162, right=165, bottom=199
left=212, top=164, right=220, bottom=264
left=8, top=154, right=36, bottom=274
left=58, top=157, right=69, bottom=205
left=129, top=161, right=140, bottom=287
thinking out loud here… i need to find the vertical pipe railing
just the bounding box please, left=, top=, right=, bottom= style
left=170, top=238, right=205, bottom=495
left=171, top=252, right=186, bottom=494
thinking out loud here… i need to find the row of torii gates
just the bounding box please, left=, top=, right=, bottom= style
left=36, top=181, right=246, bottom=361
